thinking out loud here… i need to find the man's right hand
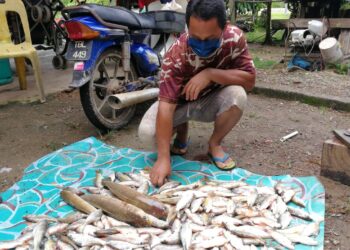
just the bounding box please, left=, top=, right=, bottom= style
left=150, top=158, right=171, bottom=187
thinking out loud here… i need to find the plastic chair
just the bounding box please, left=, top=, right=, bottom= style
left=0, top=0, right=46, bottom=102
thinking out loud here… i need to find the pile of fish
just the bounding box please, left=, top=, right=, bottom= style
left=0, top=170, right=322, bottom=250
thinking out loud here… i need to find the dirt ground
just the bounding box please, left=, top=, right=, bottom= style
left=250, top=44, right=350, bottom=102
left=0, top=89, right=349, bottom=248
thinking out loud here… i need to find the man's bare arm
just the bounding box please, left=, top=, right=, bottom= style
left=150, top=101, right=177, bottom=186
left=207, top=68, right=256, bottom=91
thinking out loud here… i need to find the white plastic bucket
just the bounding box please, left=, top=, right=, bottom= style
left=319, top=37, right=343, bottom=63
left=308, top=20, right=327, bottom=37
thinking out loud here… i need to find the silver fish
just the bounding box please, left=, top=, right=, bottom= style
left=23, top=215, right=57, bottom=223
left=193, top=236, right=228, bottom=249
left=44, top=238, right=56, bottom=250
left=288, top=206, right=312, bottom=221
left=185, top=209, right=206, bottom=226
left=223, top=230, right=245, bottom=249
left=33, top=220, right=48, bottom=250
left=67, top=231, right=106, bottom=247
left=302, top=222, right=320, bottom=236
left=291, top=195, right=306, bottom=208
left=180, top=222, right=192, bottom=250
left=46, top=223, right=69, bottom=236
left=157, top=181, right=181, bottom=194
left=95, top=170, right=103, bottom=189
left=176, top=191, right=194, bottom=212
left=285, top=233, right=318, bottom=246
left=190, top=198, right=205, bottom=213
left=56, top=239, right=75, bottom=250
left=280, top=211, right=293, bottom=229
left=107, top=240, right=144, bottom=250
left=115, top=172, right=132, bottom=182
left=226, top=199, right=236, bottom=214
left=269, top=230, right=294, bottom=250
left=281, top=189, right=297, bottom=203
left=225, top=225, right=270, bottom=239
left=137, top=181, right=149, bottom=194
left=58, top=212, right=87, bottom=224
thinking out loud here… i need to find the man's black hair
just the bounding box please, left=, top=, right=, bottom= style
left=186, top=0, right=227, bottom=30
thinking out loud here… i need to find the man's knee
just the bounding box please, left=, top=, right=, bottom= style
left=138, top=123, right=156, bottom=145
left=223, top=85, right=247, bottom=111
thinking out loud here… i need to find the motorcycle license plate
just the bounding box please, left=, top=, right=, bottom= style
left=66, top=41, right=92, bottom=61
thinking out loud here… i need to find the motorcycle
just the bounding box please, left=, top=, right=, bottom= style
left=61, top=1, right=186, bottom=132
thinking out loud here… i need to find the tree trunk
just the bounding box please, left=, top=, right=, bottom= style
left=264, top=1, right=273, bottom=45
left=228, top=0, right=236, bottom=24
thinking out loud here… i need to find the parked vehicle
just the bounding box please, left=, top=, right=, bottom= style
left=61, top=2, right=185, bottom=132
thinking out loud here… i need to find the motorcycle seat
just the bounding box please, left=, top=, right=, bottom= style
left=65, top=4, right=156, bottom=30
left=63, top=4, right=186, bottom=34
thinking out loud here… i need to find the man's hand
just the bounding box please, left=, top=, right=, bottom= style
left=182, top=69, right=212, bottom=101
left=150, top=158, right=171, bottom=187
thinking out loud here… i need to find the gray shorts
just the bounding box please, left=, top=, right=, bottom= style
left=138, top=85, right=247, bottom=145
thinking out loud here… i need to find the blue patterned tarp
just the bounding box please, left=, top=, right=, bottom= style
left=0, top=137, right=325, bottom=249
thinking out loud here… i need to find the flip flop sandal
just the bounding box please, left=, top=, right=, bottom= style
left=170, top=138, right=190, bottom=156
left=208, top=152, right=236, bottom=171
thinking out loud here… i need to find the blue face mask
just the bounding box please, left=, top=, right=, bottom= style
left=188, top=37, right=221, bottom=58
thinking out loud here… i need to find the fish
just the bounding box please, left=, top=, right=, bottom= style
left=107, top=233, right=150, bottom=245
left=280, top=211, right=293, bottom=229
left=246, top=217, right=281, bottom=229
left=223, top=230, right=245, bottom=249
left=180, top=222, right=192, bottom=250
left=118, top=180, right=141, bottom=187
left=176, top=191, right=194, bottom=212
left=102, top=180, right=168, bottom=219
left=157, top=181, right=181, bottom=194
left=193, top=236, right=228, bottom=249
left=46, top=223, right=69, bottom=236
left=137, top=181, right=149, bottom=194
left=257, top=194, right=277, bottom=210
left=288, top=206, right=312, bottom=221
left=269, top=230, right=295, bottom=250
left=226, top=199, right=236, bottom=215
left=23, top=215, right=57, bottom=223
left=281, top=189, right=296, bottom=203
left=152, top=244, right=183, bottom=250
left=56, top=239, right=75, bottom=250
left=302, top=222, right=320, bottom=236
left=58, top=212, right=87, bottom=224
left=60, top=190, right=97, bottom=214
left=44, top=237, right=56, bottom=250
left=185, top=209, right=206, bottom=226
left=82, top=194, right=168, bottom=228
left=95, top=170, right=103, bottom=189
left=115, top=172, right=132, bottom=182
left=291, top=195, right=306, bottom=208
left=285, top=233, right=318, bottom=246
left=190, top=197, right=205, bottom=213
left=225, top=225, right=270, bottom=239
left=211, top=214, right=242, bottom=226
left=242, top=238, right=265, bottom=246
left=107, top=240, right=144, bottom=249
left=83, top=209, right=103, bottom=227
left=67, top=231, right=106, bottom=247
left=33, top=220, right=48, bottom=250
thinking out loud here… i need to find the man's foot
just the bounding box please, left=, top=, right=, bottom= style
left=170, top=137, right=190, bottom=155
left=208, top=144, right=236, bottom=170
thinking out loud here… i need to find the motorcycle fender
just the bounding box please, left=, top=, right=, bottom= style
left=69, top=40, right=117, bottom=88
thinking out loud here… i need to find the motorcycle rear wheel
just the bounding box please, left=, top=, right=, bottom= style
left=80, top=48, right=137, bottom=133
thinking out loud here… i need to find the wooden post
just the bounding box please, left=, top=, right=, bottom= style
left=14, top=57, right=27, bottom=90
left=321, top=138, right=350, bottom=186
left=264, top=1, right=273, bottom=45
left=228, top=0, right=236, bottom=24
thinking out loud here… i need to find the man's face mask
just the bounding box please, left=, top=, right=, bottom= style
left=188, top=37, right=221, bottom=58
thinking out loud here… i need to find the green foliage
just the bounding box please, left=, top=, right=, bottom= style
left=236, top=3, right=265, bottom=15
left=327, top=63, right=350, bottom=75
left=253, top=56, right=278, bottom=69
left=61, top=0, right=110, bottom=7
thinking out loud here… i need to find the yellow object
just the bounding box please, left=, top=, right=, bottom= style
left=0, top=0, right=45, bottom=102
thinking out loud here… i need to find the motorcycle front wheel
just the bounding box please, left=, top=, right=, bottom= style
left=80, top=49, right=137, bottom=133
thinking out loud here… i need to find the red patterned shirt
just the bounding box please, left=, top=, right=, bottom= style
left=159, top=25, right=256, bottom=104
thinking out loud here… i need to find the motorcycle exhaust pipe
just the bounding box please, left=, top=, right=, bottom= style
left=107, top=88, right=159, bottom=110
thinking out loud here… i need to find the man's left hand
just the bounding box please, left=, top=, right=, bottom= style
left=182, top=68, right=212, bottom=101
